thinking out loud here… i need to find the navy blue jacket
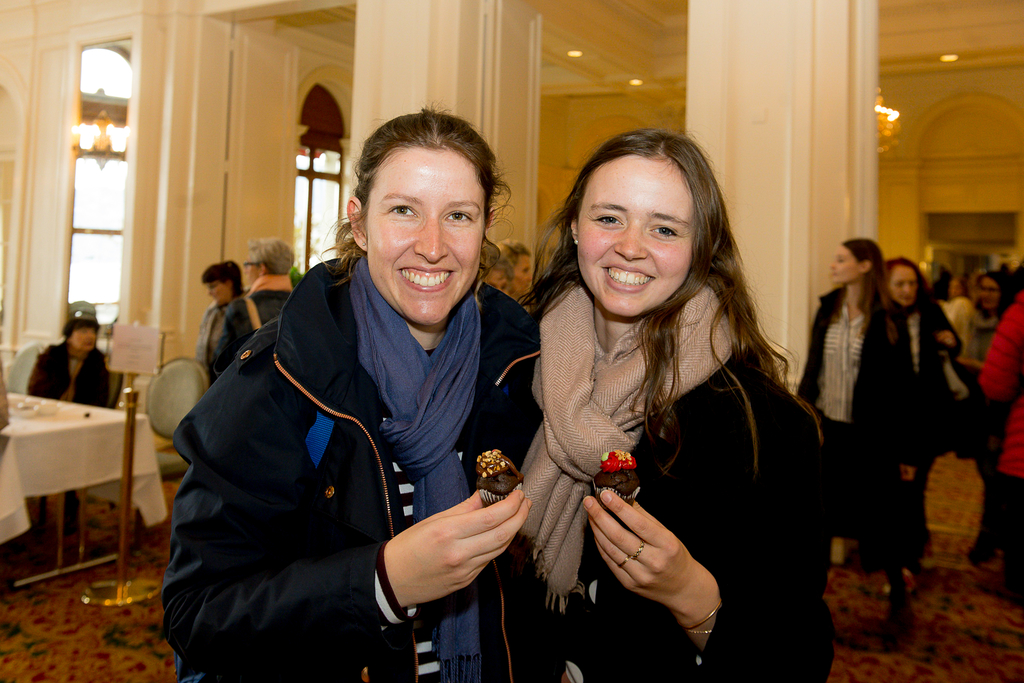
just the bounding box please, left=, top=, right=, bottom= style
left=163, top=262, right=541, bottom=682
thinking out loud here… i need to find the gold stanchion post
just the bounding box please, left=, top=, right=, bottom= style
left=81, top=373, right=161, bottom=606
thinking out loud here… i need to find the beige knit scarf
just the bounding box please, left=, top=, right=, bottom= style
left=520, top=284, right=732, bottom=608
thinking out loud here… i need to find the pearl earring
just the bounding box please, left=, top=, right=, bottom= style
left=573, top=238, right=579, bottom=245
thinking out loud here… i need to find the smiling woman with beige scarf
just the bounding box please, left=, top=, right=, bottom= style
left=519, top=129, right=835, bottom=682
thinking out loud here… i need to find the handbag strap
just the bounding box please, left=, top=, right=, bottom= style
left=244, top=297, right=262, bottom=331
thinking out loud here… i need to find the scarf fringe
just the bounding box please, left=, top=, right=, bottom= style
left=439, top=654, right=482, bottom=683
left=543, top=580, right=584, bottom=614
left=527, top=539, right=584, bottom=614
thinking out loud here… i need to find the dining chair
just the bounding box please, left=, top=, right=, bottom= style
left=145, top=357, right=209, bottom=479
left=8, top=341, right=46, bottom=394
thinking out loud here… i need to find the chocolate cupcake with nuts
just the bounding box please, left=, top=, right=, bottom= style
left=475, top=449, right=523, bottom=506
left=593, top=450, right=640, bottom=507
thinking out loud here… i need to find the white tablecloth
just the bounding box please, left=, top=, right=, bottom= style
left=0, top=395, right=168, bottom=545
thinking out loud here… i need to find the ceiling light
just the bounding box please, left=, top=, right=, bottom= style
left=940, top=54, right=959, bottom=62
left=628, top=78, right=643, bottom=86
left=567, top=50, right=583, bottom=58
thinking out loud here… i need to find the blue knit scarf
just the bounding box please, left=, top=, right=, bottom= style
left=349, top=258, right=482, bottom=683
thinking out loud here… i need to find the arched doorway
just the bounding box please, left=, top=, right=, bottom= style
left=294, top=84, right=345, bottom=271
left=878, top=93, right=1024, bottom=277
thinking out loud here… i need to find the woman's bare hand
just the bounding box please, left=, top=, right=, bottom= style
left=584, top=491, right=719, bottom=630
left=935, top=330, right=957, bottom=348
left=384, top=490, right=531, bottom=607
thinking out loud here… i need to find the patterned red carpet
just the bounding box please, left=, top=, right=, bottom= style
left=826, top=453, right=1024, bottom=682
left=0, top=454, right=1021, bottom=682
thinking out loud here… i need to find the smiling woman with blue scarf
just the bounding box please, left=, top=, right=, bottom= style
left=162, top=110, right=542, bottom=683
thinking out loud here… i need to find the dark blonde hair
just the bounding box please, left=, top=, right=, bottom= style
left=329, top=108, right=507, bottom=282
left=527, top=129, right=800, bottom=472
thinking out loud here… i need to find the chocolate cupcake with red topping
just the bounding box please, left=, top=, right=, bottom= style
left=475, top=449, right=523, bottom=507
left=593, top=450, right=639, bottom=507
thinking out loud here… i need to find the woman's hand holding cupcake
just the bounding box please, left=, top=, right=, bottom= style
left=384, top=489, right=531, bottom=607
left=583, top=491, right=721, bottom=641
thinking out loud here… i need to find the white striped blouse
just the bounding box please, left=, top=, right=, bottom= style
left=816, top=304, right=865, bottom=423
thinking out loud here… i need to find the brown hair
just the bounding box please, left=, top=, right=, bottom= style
left=201, top=261, right=243, bottom=297
left=329, top=108, right=508, bottom=283
left=527, top=129, right=802, bottom=473
left=832, top=238, right=896, bottom=342
left=885, top=256, right=932, bottom=311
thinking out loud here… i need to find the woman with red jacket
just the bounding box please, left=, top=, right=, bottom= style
left=977, top=281, right=1024, bottom=595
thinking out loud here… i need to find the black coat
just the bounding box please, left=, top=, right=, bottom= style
left=798, top=288, right=909, bottom=430
left=799, top=290, right=961, bottom=463
left=892, top=300, right=962, bottom=461
left=162, top=263, right=542, bottom=682
left=551, top=364, right=834, bottom=681
left=27, top=342, right=109, bottom=407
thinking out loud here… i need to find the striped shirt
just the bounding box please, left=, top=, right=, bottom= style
left=375, top=457, right=464, bottom=682
left=816, top=305, right=864, bottom=423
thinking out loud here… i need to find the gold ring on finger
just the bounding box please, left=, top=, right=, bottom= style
left=628, top=541, right=645, bottom=562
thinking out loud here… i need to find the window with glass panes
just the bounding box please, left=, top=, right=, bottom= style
left=69, top=42, right=131, bottom=325
left=295, top=85, right=344, bottom=271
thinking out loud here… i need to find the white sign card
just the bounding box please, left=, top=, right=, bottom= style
left=109, top=323, right=161, bottom=375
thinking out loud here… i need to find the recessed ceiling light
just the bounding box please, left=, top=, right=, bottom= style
left=940, top=54, right=959, bottom=62
left=567, top=50, right=583, bottom=58
left=628, top=78, right=643, bottom=86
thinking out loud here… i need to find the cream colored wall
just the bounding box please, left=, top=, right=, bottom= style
left=0, top=88, right=15, bottom=302
left=537, top=94, right=670, bottom=246
left=878, top=66, right=1024, bottom=266
left=349, top=0, right=541, bottom=250
left=687, top=0, right=880, bottom=377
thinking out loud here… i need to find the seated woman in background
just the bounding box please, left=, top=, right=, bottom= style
left=28, top=313, right=111, bottom=527
left=28, top=313, right=110, bottom=407
left=194, top=260, right=242, bottom=376
left=520, top=129, right=833, bottom=681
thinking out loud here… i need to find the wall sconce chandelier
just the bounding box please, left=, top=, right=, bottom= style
left=875, top=92, right=900, bottom=154
left=73, top=110, right=129, bottom=168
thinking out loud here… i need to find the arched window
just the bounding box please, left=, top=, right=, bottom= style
left=69, top=42, right=131, bottom=325
left=294, top=85, right=344, bottom=271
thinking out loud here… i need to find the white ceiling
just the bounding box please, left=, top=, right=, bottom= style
left=263, top=0, right=1024, bottom=99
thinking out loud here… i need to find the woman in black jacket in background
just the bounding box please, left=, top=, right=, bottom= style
left=798, top=239, right=911, bottom=614
left=886, top=257, right=961, bottom=578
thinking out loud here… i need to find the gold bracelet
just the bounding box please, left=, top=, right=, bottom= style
left=683, top=599, right=722, bottom=632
